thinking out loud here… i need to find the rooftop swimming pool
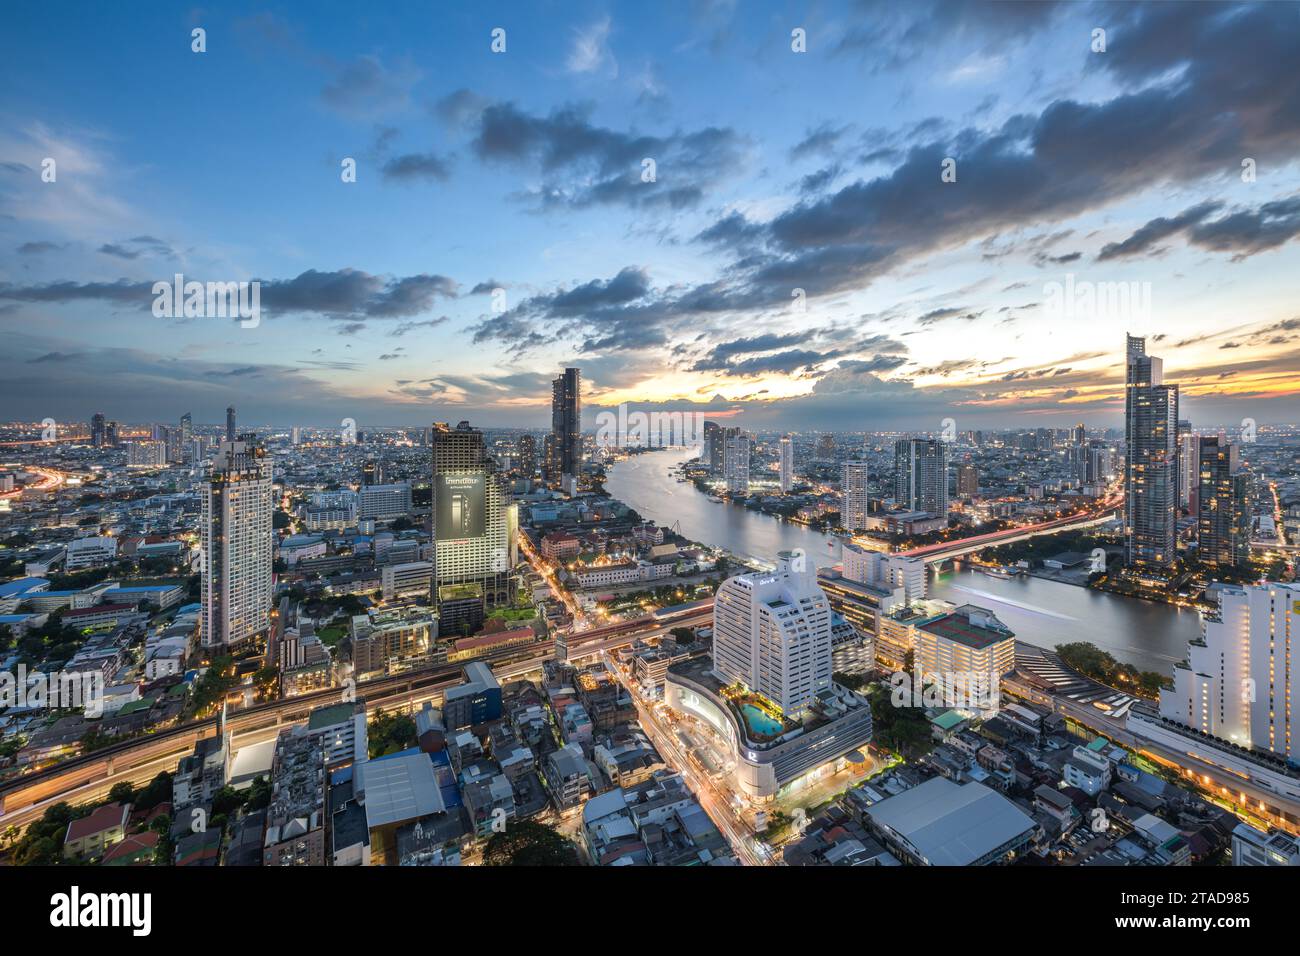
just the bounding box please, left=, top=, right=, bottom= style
left=739, top=702, right=785, bottom=738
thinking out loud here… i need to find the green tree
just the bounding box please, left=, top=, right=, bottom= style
left=134, top=771, right=173, bottom=812
left=483, top=820, right=581, bottom=866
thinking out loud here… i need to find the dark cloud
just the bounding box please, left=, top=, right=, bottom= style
left=462, top=98, right=748, bottom=210
left=1097, top=200, right=1225, bottom=261
left=17, top=241, right=63, bottom=255
left=97, top=235, right=175, bottom=261
left=1099, top=197, right=1300, bottom=262
left=381, top=151, right=453, bottom=182
left=790, top=123, right=851, bottom=161
left=0, top=268, right=458, bottom=321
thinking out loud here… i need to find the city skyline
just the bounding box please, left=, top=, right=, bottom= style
left=3, top=2, right=1300, bottom=431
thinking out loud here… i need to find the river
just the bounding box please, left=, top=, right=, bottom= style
left=603, top=447, right=1200, bottom=674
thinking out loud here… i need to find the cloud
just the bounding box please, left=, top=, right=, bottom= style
left=380, top=151, right=453, bottom=182
left=16, top=241, right=63, bottom=255
left=684, top=1, right=1300, bottom=310
left=462, top=98, right=748, bottom=209
left=567, top=16, right=617, bottom=76
left=1099, top=197, right=1300, bottom=262
left=0, top=268, right=458, bottom=321
left=1097, top=201, right=1225, bottom=261
left=320, top=54, right=421, bottom=117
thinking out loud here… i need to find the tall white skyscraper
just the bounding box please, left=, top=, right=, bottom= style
left=723, top=432, right=750, bottom=495
left=841, top=460, right=869, bottom=531
left=711, top=552, right=833, bottom=716
left=779, top=435, right=794, bottom=493
left=201, top=440, right=273, bottom=651
left=1161, top=583, right=1299, bottom=757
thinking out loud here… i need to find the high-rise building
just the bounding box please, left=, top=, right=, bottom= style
left=361, top=459, right=387, bottom=486
left=201, top=439, right=274, bottom=651
left=723, top=431, right=750, bottom=495
left=1071, top=423, right=1086, bottom=445
left=126, top=440, right=168, bottom=467
left=894, top=439, right=949, bottom=516
left=956, top=463, right=979, bottom=499
left=90, top=413, right=106, bottom=448
left=1161, top=583, right=1300, bottom=758
left=431, top=421, right=518, bottom=618
left=1197, top=437, right=1250, bottom=569
left=549, top=367, right=581, bottom=493
left=816, top=434, right=836, bottom=459
left=180, top=412, right=193, bottom=461
left=517, top=434, right=536, bottom=476
left=290, top=425, right=301, bottom=446
left=779, top=435, right=794, bottom=493
left=703, top=421, right=723, bottom=475
left=1124, top=334, right=1179, bottom=570
left=1178, top=426, right=1197, bottom=510
left=1088, top=444, right=1114, bottom=484
left=711, top=552, right=833, bottom=716
left=226, top=406, right=237, bottom=442
left=841, top=460, right=869, bottom=531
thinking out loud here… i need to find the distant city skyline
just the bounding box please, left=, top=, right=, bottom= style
left=3, top=2, right=1299, bottom=431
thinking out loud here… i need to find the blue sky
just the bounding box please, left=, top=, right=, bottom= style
left=2, top=1, right=1299, bottom=432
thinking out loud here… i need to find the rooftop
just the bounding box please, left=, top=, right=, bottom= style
left=866, top=777, right=1036, bottom=866
left=919, top=606, right=1013, bottom=650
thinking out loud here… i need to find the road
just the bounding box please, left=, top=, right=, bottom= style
left=0, top=465, right=68, bottom=500
left=600, top=650, right=769, bottom=866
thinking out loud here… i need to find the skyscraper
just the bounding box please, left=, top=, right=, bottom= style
left=1178, top=424, right=1197, bottom=510
left=431, top=421, right=518, bottom=620
left=1197, top=437, right=1251, bottom=569
left=179, top=412, right=193, bottom=461
left=517, top=433, right=536, bottom=476
left=779, top=434, right=794, bottom=493
left=956, top=463, right=979, bottom=499
left=226, top=406, right=237, bottom=442
left=1124, top=334, right=1179, bottom=571
left=201, top=439, right=273, bottom=651
left=841, top=460, right=869, bottom=531
left=703, top=420, right=723, bottom=475
left=549, top=367, right=581, bottom=494
left=90, top=413, right=106, bottom=448
left=361, top=459, right=387, bottom=486
left=894, top=439, right=949, bottom=516
left=711, top=552, right=833, bottom=716
left=1161, top=583, right=1299, bottom=758
left=723, top=430, right=750, bottom=495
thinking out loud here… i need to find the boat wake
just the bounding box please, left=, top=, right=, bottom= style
left=950, top=585, right=1077, bottom=621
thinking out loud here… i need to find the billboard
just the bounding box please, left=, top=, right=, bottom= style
left=435, top=472, right=485, bottom=540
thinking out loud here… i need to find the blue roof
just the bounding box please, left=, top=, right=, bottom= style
left=0, top=614, right=38, bottom=623
left=0, top=577, right=49, bottom=598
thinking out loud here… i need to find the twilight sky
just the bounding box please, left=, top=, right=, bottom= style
left=2, top=0, right=1299, bottom=432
